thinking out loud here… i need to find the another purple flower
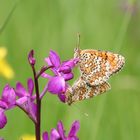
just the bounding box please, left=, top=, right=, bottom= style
left=15, top=78, right=37, bottom=122
left=0, top=84, right=16, bottom=129
left=120, top=0, right=137, bottom=14
left=42, top=120, right=80, bottom=140
left=42, top=50, right=78, bottom=102
left=0, top=137, right=4, bottom=140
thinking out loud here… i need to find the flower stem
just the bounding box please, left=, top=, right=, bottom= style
left=40, top=84, right=48, bottom=100
left=36, top=65, right=52, bottom=79
left=32, top=66, right=41, bottom=140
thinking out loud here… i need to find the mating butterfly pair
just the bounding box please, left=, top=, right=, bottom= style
left=65, top=35, right=125, bottom=105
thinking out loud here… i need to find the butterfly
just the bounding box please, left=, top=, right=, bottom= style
left=65, top=34, right=125, bottom=105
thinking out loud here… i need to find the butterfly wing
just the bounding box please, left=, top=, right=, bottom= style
left=78, top=49, right=125, bottom=86
left=66, top=78, right=111, bottom=105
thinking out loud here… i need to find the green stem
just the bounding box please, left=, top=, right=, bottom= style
left=32, top=66, right=41, bottom=140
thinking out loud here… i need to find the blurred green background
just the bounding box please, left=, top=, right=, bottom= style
left=0, top=0, right=140, bottom=139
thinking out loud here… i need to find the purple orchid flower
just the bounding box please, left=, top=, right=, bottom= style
left=42, top=120, right=80, bottom=140
left=42, top=50, right=78, bottom=102
left=0, top=84, right=16, bottom=129
left=15, top=78, right=37, bottom=122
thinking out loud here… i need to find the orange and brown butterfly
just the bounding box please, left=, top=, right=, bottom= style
left=65, top=34, right=125, bottom=105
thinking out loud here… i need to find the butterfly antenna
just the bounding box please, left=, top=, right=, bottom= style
left=77, top=32, right=80, bottom=50
left=75, top=32, right=81, bottom=57
left=73, top=104, right=89, bottom=117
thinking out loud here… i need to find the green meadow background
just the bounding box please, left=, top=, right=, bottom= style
left=0, top=0, right=140, bottom=139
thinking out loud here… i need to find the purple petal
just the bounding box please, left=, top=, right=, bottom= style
left=0, top=100, right=8, bottom=109
left=31, top=95, right=36, bottom=101
left=47, top=76, right=66, bottom=94
left=16, top=98, right=37, bottom=122
left=28, top=102, right=37, bottom=122
left=42, top=132, right=49, bottom=140
left=41, top=73, right=52, bottom=79
left=49, top=50, right=61, bottom=68
left=57, top=121, right=65, bottom=139
left=2, top=84, right=16, bottom=107
left=16, top=96, right=28, bottom=105
left=16, top=82, right=27, bottom=97
left=45, top=58, right=58, bottom=74
left=63, top=73, right=74, bottom=81
left=68, top=121, right=80, bottom=137
left=0, top=137, right=4, bottom=140
left=27, top=78, right=34, bottom=95
left=25, top=99, right=33, bottom=113
left=45, top=57, right=53, bottom=66
left=0, top=109, right=7, bottom=129
left=58, top=93, right=66, bottom=103
left=50, top=128, right=60, bottom=140
left=62, top=58, right=79, bottom=69
left=59, top=65, right=71, bottom=74
left=58, top=83, right=69, bottom=102
left=28, top=50, right=36, bottom=65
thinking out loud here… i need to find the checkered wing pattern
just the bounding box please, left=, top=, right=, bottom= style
left=77, top=49, right=125, bottom=86
left=66, top=78, right=111, bottom=105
